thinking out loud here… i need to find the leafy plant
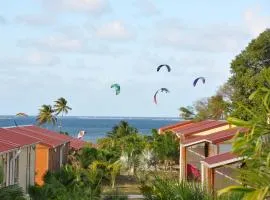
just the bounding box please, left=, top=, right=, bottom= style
left=218, top=85, right=270, bottom=199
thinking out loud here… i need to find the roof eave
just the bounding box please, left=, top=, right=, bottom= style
left=201, top=157, right=243, bottom=169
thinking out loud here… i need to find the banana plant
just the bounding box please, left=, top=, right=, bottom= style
left=218, top=86, right=270, bottom=199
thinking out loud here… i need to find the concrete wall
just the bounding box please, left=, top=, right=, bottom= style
left=35, top=144, right=49, bottom=185
left=18, top=146, right=36, bottom=192
left=0, top=146, right=36, bottom=193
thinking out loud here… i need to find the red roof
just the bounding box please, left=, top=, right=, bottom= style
left=183, top=127, right=248, bottom=146
left=158, top=121, right=193, bottom=133
left=0, top=128, right=40, bottom=147
left=7, top=126, right=68, bottom=148
left=70, top=138, right=88, bottom=150
left=174, top=120, right=228, bottom=138
left=205, top=127, right=248, bottom=144
left=201, top=152, right=242, bottom=168
left=0, top=140, right=18, bottom=153
left=22, top=126, right=70, bottom=143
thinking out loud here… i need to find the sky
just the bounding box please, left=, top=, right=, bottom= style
left=0, top=0, right=269, bottom=117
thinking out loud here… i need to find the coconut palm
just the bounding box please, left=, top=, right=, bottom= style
left=36, top=104, right=57, bottom=126
left=107, top=121, right=138, bottom=139
left=54, top=97, right=72, bottom=132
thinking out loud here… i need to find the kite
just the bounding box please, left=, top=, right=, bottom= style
left=193, top=77, right=206, bottom=87
left=157, top=64, right=171, bottom=72
left=111, top=83, right=121, bottom=95
left=14, top=112, right=28, bottom=127
left=16, top=113, right=28, bottom=117
left=154, top=88, right=170, bottom=104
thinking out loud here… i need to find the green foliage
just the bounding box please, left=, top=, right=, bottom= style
left=107, top=121, right=138, bottom=139
left=140, top=176, right=212, bottom=200
left=151, top=129, right=179, bottom=163
left=0, top=185, right=26, bottom=200
left=78, top=147, right=100, bottom=169
left=54, top=97, right=72, bottom=132
left=36, top=104, right=57, bottom=126
left=29, top=165, right=102, bottom=200
left=228, top=29, right=270, bottom=120
left=179, top=106, right=195, bottom=120
left=219, top=86, right=270, bottom=199
left=193, top=95, right=230, bottom=121
left=54, top=97, right=72, bottom=116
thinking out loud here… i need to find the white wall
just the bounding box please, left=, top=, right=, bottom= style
left=18, top=145, right=36, bottom=192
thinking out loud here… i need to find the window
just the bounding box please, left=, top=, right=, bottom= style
left=219, top=143, right=232, bottom=154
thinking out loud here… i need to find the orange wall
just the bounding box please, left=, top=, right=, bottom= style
left=35, top=144, right=49, bottom=185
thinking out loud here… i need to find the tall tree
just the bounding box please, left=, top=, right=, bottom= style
left=36, top=105, right=57, bottom=126
left=54, top=97, right=72, bottom=132
left=228, top=29, right=270, bottom=120
left=193, top=95, right=230, bottom=121
left=179, top=106, right=194, bottom=120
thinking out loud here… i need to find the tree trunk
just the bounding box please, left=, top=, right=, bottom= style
left=59, top=112, right=63, bottom=132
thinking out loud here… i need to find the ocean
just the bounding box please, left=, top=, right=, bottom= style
left=0, top=116, right=180, bottom=143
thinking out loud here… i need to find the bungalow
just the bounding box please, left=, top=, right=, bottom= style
left=201, top=152, right=243, bottom=191
left=159, top=120, right=233, bottom=181
left=7, top=125, right=70, bottom=185
left=69, top=138, right=89, bottom=151
left=0, top=128, right=39, bottom=192
left=158, top=120, right=193, bottom=134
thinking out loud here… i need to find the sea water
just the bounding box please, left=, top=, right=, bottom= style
left=0, top=116, right=180, bottom=143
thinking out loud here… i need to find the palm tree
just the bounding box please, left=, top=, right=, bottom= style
left=54, top=97, right=72, bottom=132
left=36, top=105, right=57, bottom=126
left=107, top=121, right=138, bottom=139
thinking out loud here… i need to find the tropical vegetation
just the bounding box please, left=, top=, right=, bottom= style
left=218, top=81, right=270, bottom=199
left=36, top=97, right=72, bottom=132
left=54, top=97, right=72, bottom=132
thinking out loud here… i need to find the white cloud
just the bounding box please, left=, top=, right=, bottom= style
left=0, top=51, right=60, bottom=67
left=17, top=35, right=132, bottom=56
left=95, top=21, right=134, bottom=41
left=134, top=0, right=159, bottom=16
left=15, top=14, right=55, bottom=26
left=42, top=0, right=110, bottom=15
left=18, top=35, right=84, bottom=52
left=154, top=20, right=251, bottom=53
left=0, top=16, right=7, bottom=25
left=244, top=6, right=270, bottom=37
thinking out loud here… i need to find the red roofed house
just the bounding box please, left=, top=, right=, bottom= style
left=159, top=120, right=235, bottom=181
left=201, top=152, right=243, bottom=191
left=7, top=125, right=71, bottom=185
left=0, top=128, right=40, bottom=192
left=69, top=138, right=88, bottom=151
left=158, top=120, right=193, bottom=134
left=180, top=126, right=247, bottom=191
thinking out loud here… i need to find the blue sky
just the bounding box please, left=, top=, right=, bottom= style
left=0, top=0, right=269, bottom=117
